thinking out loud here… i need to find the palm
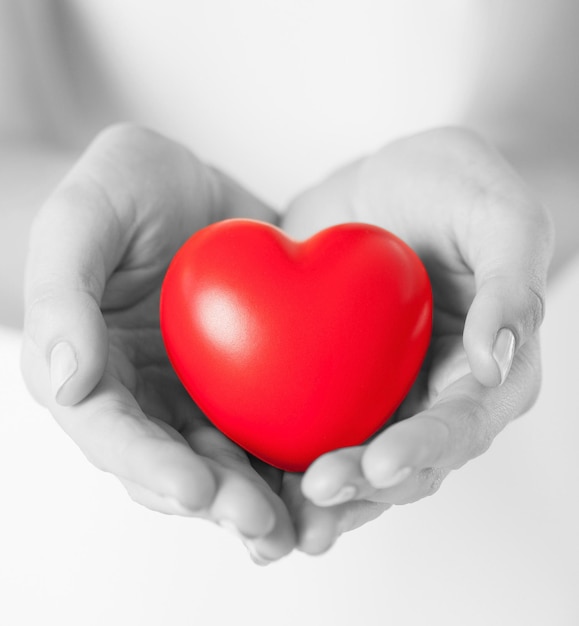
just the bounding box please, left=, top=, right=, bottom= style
left=104, top=278, right=269, bottom=462
left=281, top=129, right=548, bottom=551
left=102, top=272, right=291, bottom=537
left=104, top=284, right=193, bottom=432
left=392, top=250, right=475, bottom=426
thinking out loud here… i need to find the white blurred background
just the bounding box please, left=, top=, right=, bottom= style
left=1, top=1, right=578, bottom=624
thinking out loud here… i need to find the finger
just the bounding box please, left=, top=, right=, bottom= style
left=184, top=424, right=295, bottom=562
left=282, top=473, right=339, bottom=556
left=301, top=438, right=452, bottom=507
left=284, top=474, right=390, bottom=555
left=22, top=127, right=140, bottom=406
left=331, top=500, right=391, bottom=535
left=211, top=470, right=296, bottom=567
left=184, top=424, right=276, bottom=537
left=22, top=124, right=208, bottom=406
left=299, top=338, right=460, bottom=507
left=361, top=388, right=475, bottom=488
left=21, top=157, right=117, bottom=405
left=243, top=498, right=296, bottom=565
left=362, top=337, right=541, bottom=488
left=48, top=372, right=217, bottom=512
left=365, top=467, right=451, bottom=506
left=460, top=159, right=554, bottom=387
left=301, top=447, right=366, bottom=507
left=302, top=446, right=391, bottom=508
left=21, top=297, right=108, bottom=407
left=119, top=478, right=204, bottom=516
left=301, top=445, right=424, bottom=506
left=300, top=340, right=465, bottom=507
left=302, top=335, right=530, bottom=507
left=302, top=441, right=452, bottom=507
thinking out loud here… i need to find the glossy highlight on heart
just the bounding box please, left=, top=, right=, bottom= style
left=160, top=219, right=432, bottom=472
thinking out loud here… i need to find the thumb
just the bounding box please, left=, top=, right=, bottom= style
left=22, top=289, right=108, bottom=407
left=462, top=194, right=554, bottom=387
left=21, top=176, right=116, bottom=407
left=21, top=124, right=177, bottom=406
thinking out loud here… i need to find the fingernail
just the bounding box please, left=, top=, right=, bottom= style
left=374, top=466, right=413, bottom=489
left=492, top=328, right=516, bottom=385
left=165, top=496, right=197, bottom=516
left=250, top=553, right=273, bottom=567
left=314, top=485, right=357, bottom=507
left=246, top=541, right=273, bottom=567
left=50, top=342, right=77, bottom=401
left=218, top=519, right=245, bottom=540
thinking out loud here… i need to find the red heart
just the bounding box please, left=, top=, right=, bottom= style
left=160, top=219, right=432, bottom=472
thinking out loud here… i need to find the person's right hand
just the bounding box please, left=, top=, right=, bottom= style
left=280, top=126, right=554, bottom=555
left=21, top=124, right=295, bottom=564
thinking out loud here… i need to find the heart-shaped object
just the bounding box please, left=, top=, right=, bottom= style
left=160, top=219, right=432, bottom=472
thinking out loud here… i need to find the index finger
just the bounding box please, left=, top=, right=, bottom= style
left=47, top=372, right=218, bottom=511
left=361, top=336, right=541, bottom=488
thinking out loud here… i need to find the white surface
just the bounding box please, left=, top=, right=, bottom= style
left=1, top=258, right=578, bottom=626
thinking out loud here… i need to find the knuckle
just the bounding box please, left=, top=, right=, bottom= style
left=464, top=399, right=495, bottom=460
left=434, top=393, right=496, bottom=467
left=503, top=280, right=546, bottom=342
left=492, top=279, right=547, bottom=342
left=511, top=337, right=543, bottom=415
left=479, top=277, right=546, bottom=344
left=25, top=286, right=103, bottom=344
left=442, top=394, right=495, bottom=464
left=527, top=284, right=546, bottom=333
left=414, top=468, right=448, bottom=500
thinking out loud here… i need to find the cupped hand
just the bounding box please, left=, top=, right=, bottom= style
left=281, top=127, right=554, bottom=555
left=21, top=124, right=295, bottom=564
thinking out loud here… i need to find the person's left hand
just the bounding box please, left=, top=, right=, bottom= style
left=21, top=124, right=296, bottom=564
left=280, top=127, right=554, bottom=555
